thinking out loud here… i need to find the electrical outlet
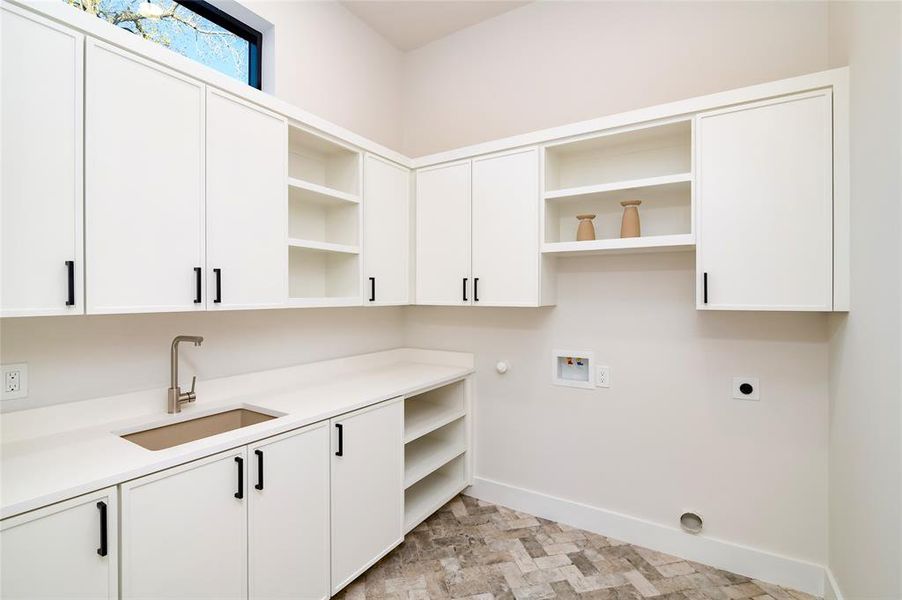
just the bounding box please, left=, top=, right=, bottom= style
left=596, top=366, right=611, bottom=388
left=2, top=363, right=28, bottom=400
left=732, top=376, right=759, bottom=401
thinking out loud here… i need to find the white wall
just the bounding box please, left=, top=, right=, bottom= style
left=401, top=0, right=830, bottom=156
left=826, top=2, right=902, bottom=598
left=405, top=254, right=829, bottom=564
left=0, top=308, right=404, bottom=411
left=399, top=0, right=835, bottom=568
left=241, top=0, right=404, bottom=149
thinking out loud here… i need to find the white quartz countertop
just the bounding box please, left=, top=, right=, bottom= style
left=0, top=348, right=473, bottom=519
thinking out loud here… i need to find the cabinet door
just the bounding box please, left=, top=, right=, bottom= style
left=85, top=40, right=205, bottom=314
left=364, top=155, right=410, bottom=305
left=207, top=89, right=288, bottom=310
left=696, top=91, right=833, bottom=310
left=331, top=399, right=403, bottom=593
left=248, top=424, right=330, bottom=600
left=472, top=148, right=540, bottom=306
left=121, top=449, right=247, bottom=599
left=415, top=162, right=472, bottom=305
left=1, top=6, right=83, bottom=317
left=1, top=487, right=117, bottom=599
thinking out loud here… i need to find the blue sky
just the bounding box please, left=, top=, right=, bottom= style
left=69, top=0, right=250, bottom=84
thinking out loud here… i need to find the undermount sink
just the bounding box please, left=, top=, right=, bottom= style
left=121, top=408, right=277, bottom=451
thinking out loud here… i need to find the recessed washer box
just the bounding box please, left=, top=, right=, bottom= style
left=552, top=349, right=594, bottom=389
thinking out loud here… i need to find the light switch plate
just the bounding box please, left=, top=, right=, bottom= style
left=732, top=376, right=759, bottom=401
left=2, top=363, right=28, bottom=400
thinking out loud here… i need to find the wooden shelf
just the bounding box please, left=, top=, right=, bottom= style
left=287, top=238, right=359, bottom=255
left=542, top=233, right=696, bottom=256
left=288, top=177, right=359, bottom=206
left=545, top=173, right=691, bottom=201
left=404, top=457, right=467, bottom=533
left=404, top=420, right=467, bottom=489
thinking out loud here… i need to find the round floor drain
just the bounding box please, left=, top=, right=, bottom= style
left=680, top=512, right=703, bottom=534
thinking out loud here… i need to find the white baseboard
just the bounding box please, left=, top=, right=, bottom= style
left=823, top=568, right=844, bottom=600
left=465, top=477, right=825, bottom=596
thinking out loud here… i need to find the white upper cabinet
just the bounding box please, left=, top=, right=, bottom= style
left=206, top=89, right=288, bottom=310
left=1, top=487, right=118, bottom=600
left=120, top=449, right=247, bottom=600
left=472, top=148, right=541, bottom=306
left=415, top=161, right=472, bottom=305
left=85, top=40, right=205, bottom=314
left=696, top=91, right=833, bottom=311
left=364, top=155, right=411, bottom=305
left=330, top=399, right=403, bottom=594
left=248, top=424, right=331, bottom=600
left=1, top=6, right=83, bottom=317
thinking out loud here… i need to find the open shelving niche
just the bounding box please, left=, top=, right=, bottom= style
left=542, top=119, right=695, bottom=256
left=287, top=123, right=363, bottom=306
left=403, top=379, right=470, bottom=533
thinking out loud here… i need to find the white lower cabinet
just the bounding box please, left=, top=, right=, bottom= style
left=120, top=448, right=248, bottom=599
left=331, top=399, right=404, bottom=594
left=0, top=487, right=118, bottom=600
left=248, top=424, right=331, bottom=600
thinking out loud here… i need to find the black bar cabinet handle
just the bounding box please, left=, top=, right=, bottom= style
left=474, top=277, right=480, bottom=302
left=213, top=268, right=222, bottom=304
left=194, top=267, right=202, bottom=303
left=335, top=423, right=343, bottom=457
left=703, top=272, right=708, bottom=304
left=65, top=260, right=75, bottom=306
left=234, top=456, right=244, bottom=499
left=254, top=449, right=264, bottom=491
left=369, top=277, right=376, bottom=302
left=96, top=501, right=108, bottom=557
left=462, top=277, right=468, bottom=302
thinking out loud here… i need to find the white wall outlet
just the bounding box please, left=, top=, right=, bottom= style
left=2, top=363, right=28, bottom=400
left=732, top=376, right=759, bottom=401
left=596, top=366, right=611, bottom=388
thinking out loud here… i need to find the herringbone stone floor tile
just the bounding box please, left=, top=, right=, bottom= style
left=333, top=495, right=819, bottom=600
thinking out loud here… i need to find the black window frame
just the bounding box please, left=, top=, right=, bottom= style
left=177, top=0, right=263, bottom=89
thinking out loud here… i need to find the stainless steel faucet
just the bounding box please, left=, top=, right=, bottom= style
left=168, top=335, right=204, bottom=414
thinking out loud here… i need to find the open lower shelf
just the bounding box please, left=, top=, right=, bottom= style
left=404, top=380, right=466, bottom=443
left=404, top=455, right=468, bottom=533
left=404, top=418, right=466, bottom=489
left=542, top=233, right=696, bottom=256
left=288, top=238, right=359, bottom=254
left=288, top=177, right=359, bottom=206
left=405, top=403, right=466, bottom=444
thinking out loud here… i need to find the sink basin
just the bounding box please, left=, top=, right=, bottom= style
left=121, top=408, right=277, bottom=451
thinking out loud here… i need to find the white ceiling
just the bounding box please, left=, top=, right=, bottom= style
left=341, top=1, right=531, bottom=52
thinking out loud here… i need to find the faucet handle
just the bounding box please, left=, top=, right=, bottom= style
left=189, top=375, right=197, bottom=395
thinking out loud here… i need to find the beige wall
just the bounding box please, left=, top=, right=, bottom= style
left=399, top=0, right=834, bottom=566
left=401, top=0, right=830, bottom=156
left=826, top=2, right=902, bottom=598
left=405, top=256, right=830, bottom=563
left=0, top=0, right=410, bottom=413
left=245, top=0, right=404, bottom=149
left=0, top=308, right=404, bottom=412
